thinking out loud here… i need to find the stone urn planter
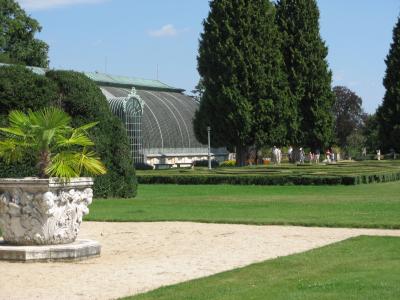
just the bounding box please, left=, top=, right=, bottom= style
left=0, top=177, right=94, bottom=246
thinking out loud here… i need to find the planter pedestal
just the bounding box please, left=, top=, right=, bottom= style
left=0, top=177, right=100, bottom=261
left=0, top=239, right=100, bottom=261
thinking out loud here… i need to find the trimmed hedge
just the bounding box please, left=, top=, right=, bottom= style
left=193, top=159, right=220, bottom=168
left=135, top=163, right=154, bottom=170
left=0, top=65, right=58, bottom=114
left=137, top=171, right=400, bottom=186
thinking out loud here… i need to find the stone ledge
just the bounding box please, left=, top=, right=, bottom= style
left=0, top=239, right=101, bottom=262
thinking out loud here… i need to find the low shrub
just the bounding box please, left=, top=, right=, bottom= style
left=220, top=160, right=236, bottom=167
left=137, top=171, right=400, bottom=186
left=135, top=163, right=154, bottom=170
left=193, top=159, right=219, bottom=168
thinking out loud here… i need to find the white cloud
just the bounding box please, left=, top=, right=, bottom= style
left=148, top=24, right=190, bottom=38
left=17, top=0, right=107, bottom=11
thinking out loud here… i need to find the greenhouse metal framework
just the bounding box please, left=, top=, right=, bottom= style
left=106, top=87, right=144, bottom=163
left=88, top=71, right=228, bottom=166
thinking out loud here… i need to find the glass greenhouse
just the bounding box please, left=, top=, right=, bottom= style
left=84, top=72, right=228, bottom=166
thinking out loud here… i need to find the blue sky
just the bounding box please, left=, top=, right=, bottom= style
left=18, top=0, right=400, bottom=113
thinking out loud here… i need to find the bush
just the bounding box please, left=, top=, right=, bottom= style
left=0, top=65, right=57, bottom=178
left=0, top=65, right=58, bottom=117
left=46, top=70, right=137, bottom=198
left=220, top=160, right=236, bottom=167
left=137, top=171, right=400, bottom=186
left=193, top=159, right=219, bottom=168
left=135, top=163, right=154, bottom=170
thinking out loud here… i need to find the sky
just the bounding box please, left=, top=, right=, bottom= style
left=17, top=0, right=400, bottom=114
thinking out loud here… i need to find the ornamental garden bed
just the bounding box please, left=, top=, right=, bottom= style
left=136, top=161, right=400, bottom=186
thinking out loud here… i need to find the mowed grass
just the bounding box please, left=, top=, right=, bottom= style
left=125, top=236, right=400, bottom=300
left=87, top=182, right=400, bottom=228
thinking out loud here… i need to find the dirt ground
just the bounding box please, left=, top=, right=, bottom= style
left=0, top=222, right=399, bottom=300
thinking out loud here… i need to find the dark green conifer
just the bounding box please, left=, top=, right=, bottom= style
left=276, top=0, right=335, bottom=150
left=377, top=16, right=400, bottom=152
left=194, top=0, right=291, bottom=166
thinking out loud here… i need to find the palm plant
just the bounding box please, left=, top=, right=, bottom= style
left=0, top=107, right=106, bottom=179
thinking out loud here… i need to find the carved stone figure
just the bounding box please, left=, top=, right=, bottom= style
left=0, top=178, right=93, bottom=245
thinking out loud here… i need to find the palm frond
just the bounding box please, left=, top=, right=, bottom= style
left=55, top=130, right=94, bottom=149
left=0, top=139, right=31, bottom=163
left=76, top=149, right=107, bottom=176
left=1, top=107, right=106, bottom=179
left=0, top=127, right=26, bottom=137
left=75, top=122, right=99, bottom=132
left=46, top=152, right=80, bottom=178
left=8, top=110, right=31, bottom=128
left=28, top=107, right=71, bottom=130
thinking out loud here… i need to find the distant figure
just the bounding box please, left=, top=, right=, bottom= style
left=326, top=149, right=331, bottom=163
left=288, top=146, right=293, bottom=163
left=272, top=146, right=278, bottom=164
left=308, top=152, right=314, bottom=164
left=272, top=146, right=282, bottom=164
left=362, top=147, right=367, bottom=157
left=315, top=149, right=320, bottom=164
left=299, top=147, right=305, bottom=164
left=377, top=149, right=381, bottom=161
left=277, top=148, right=282, bottom=164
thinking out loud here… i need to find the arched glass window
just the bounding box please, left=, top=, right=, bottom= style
left=107, top=88, right=144, bottom=164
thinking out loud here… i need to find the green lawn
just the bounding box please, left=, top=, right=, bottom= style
left=87, top=182, right=400, bottom=228
left=124, top=236, right=400, bottom=300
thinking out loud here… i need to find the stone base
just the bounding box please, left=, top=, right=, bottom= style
left=0, top=239, right=101, bottom=262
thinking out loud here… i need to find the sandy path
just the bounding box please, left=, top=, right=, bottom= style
left=0, top=222, right=399, bottom=300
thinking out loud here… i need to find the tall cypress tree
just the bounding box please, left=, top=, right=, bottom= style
left=276, top=0, right=335, bottom=150
left=194, top=0, right=291, bottom=166
left=377, top=16, right=400, bottom=152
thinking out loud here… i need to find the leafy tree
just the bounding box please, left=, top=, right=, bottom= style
left=194, top=0, right=291, bottom=166
left=377, top=16, right=400, bottom=152
left=276, top=0, right=335, bottom=150
left=0, top=108, right=106, bottom=178
left=345, top=131, right=366, bottom=159
left=0, top=0, right=49, bottom=67
left=332, top=86, right=364, bottom=148
left=363, top=113, right=380, bottom=153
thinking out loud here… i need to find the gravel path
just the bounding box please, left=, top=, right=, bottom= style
left=1, top=222, right=399, bottom=300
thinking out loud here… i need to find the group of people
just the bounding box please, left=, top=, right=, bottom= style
left=272, top=146, right=338, bottom=164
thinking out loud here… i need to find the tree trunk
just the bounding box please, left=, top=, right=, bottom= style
left=236, top=144, right=248, bottom=167
left=38, top=150, right=50, bottom=178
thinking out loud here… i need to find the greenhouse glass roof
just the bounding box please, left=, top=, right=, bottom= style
left=85, top=72, right=184, bottom=92
left=100, top=86, right=204, bottom=150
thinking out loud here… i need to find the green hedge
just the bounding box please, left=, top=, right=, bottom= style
left=137, top=171, right=400, bottom=186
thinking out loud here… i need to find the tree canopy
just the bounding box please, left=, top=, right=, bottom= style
left=332, top=86, right=364, bottom=148
left=0, top=0, right=49, bottom=67
left=276, top=0, right=335, bottom=150
left=377, top=16, right=400, bottom=152
left=194, top=0, right=291, bottom=166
